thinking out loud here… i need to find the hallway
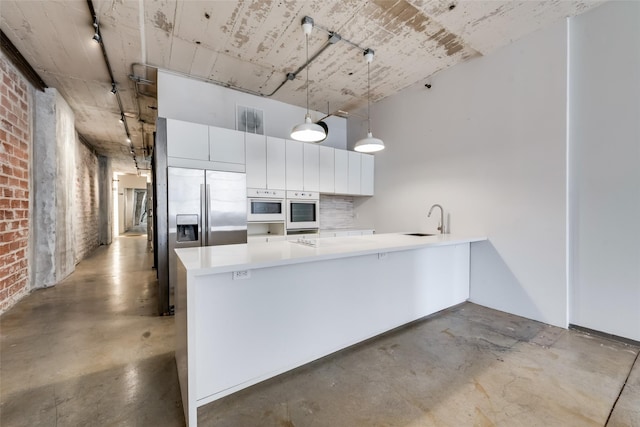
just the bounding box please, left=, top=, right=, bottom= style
left=0, top=235, right=183, bottom=426
left=1, top=236, right=639, bottom=426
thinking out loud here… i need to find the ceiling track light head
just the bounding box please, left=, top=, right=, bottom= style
left=301, top=16, right=314, bottom=35
left=92, top=15, right=101, bottom=43
left=110, top=82, right=117, bottom=94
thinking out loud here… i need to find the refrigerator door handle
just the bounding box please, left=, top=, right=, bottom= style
left=205, top=183, right=212, bottom=246
left=200, top=183, right=207, bottom=246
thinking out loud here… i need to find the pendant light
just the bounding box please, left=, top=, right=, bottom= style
left=290, top=16, right=327, bottom=143
left=354, top=48, right=385, bottom=153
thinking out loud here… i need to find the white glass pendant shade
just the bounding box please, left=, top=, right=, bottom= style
left=354, top=132, right=384, bottom=153
left=291, top=114, right=326, bottom=142
left=357, top=49, right=384, bottom=153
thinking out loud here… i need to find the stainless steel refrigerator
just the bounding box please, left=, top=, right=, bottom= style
left=167, top=167, right=247, bottom=307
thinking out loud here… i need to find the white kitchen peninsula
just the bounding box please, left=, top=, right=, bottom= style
left=175, top=233, right=485, bottom=427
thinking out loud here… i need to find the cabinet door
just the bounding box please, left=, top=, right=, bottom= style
left=166, top=119, right=209, bottom=161
left=285, top=140, right=304, bottom=191
left=348, top=151, right=361, bottom=195
left=209, top=126, right=245, bottom=164
left=266, top=137, right=286, bottom=190
left=319, top=146, right=335, bottom=193
left=334, top=149, right=349, bottom=194
left=360, top=153, right=374, bottom=196
left=303, top=144, right=320, bottom=192
left=245, top=133, right=266, bottom=189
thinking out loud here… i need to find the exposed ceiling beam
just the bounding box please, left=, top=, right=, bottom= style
left=0, top=29, right=47, bottom=92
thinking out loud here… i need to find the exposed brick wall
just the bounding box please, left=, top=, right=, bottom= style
left=0, top=54, right=31, bottom=312
left=74, top=140, right=99, bottom=263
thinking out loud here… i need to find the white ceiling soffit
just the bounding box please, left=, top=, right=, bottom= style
left=0, top=0, right=604, bottom=173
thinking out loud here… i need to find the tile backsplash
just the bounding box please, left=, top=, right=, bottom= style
left=319, top=195, right=355, bottom=229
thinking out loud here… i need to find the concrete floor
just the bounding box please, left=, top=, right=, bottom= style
left=1, top=235, right=638, bottom=426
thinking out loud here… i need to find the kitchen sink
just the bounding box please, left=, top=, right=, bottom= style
left=404, top=233, right=436, bottom=237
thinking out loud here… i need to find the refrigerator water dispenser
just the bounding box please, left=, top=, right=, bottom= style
left=176, top=214, right=199, bottom=242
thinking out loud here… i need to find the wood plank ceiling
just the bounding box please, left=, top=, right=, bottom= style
left=1, top=0, right=604, bottom=173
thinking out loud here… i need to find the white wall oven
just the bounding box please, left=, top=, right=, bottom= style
left=247, top=189, right=285, bottom=222
left=286, top=191, right=319, bottom=231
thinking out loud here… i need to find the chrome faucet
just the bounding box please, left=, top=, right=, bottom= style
left=428, top=204, right=445, bottom=234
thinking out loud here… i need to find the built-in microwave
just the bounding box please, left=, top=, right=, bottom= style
left=247, top=189, right=286, bottom=222
left=286, top=191, right=319, bottom=230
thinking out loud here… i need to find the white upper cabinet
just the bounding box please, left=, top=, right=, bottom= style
left=360, top=154, right=374, bottom=196
left=166, top=120, right=245, bottom=172
left=168, top=119, right=374, bottom=196
left=209, top=126, right=245, bottom=165
left=266, top=137, right=286, bottom=190
left=285, top=140, right=304, bottom=191
left=245, top=133, right=267, bottom=189
left=334, top=149, right=349, bottom=194
left=347, top=151, right=361, bottom=195
left=303, top=144, right=320, bottom=192
left=319, top=146, right=335, bottom=193
left=166, top=119, right=209, bottom=160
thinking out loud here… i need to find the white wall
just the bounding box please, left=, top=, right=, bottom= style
left=157, top=70, right=347, bottom=149
left=351, top=20, right=569, bottom=327
left=569, top=1, right=640, bottom=341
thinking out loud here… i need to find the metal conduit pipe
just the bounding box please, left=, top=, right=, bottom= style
left=265, top=38, right=333, bottom=97
left=313, top=22, right=369, bottom=53
left=130, top=16, right=369, bottom=101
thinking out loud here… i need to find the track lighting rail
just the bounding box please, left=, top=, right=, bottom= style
left=313, top=22, right=369, bottom=54
left=126, top=15, right=377, bottom=135
left=87, top=0, right=138, bottom=170
left=268, top=16, right=371, bottom=97
left=266, top=38, right=333, bottom=97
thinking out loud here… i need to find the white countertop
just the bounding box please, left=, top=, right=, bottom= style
left=175, top=233, right=486, bottom=275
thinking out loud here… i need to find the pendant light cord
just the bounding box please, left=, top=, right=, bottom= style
left=367, top=60, right=371, bottom=134
left=306, top=33, right=310, bottom=116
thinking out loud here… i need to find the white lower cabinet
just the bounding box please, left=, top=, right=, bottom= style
left=176, top=241, right=471, bottom=427
left=319, top=229, right=374, bottom=238
left=248, top=235, right=286, bottom=243
left=286, top=232, right=319, bottom=241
